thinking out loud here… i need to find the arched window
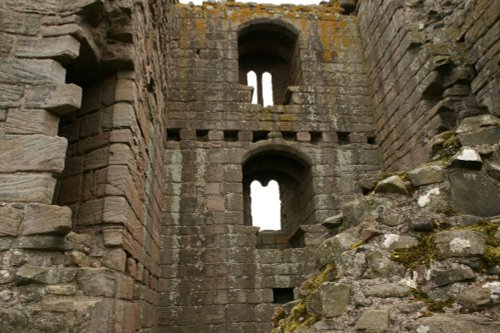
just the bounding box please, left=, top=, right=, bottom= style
left=238, top=20, right=300, bottom=105
left=242, top=148, right=313, bottom=249
left=246, top=70, right=258, bottom=104
left=262, top=72, right=274, bottom=107
left=250, top=179, right=280, bottom=230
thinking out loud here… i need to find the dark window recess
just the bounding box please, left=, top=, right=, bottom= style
left=337, top=132, right=350, bottom=145
left=367, top=136, right=377, bottom=145
left=167, top=128, right=181, bottom=141
left=196, top=129, right=209, bottom=142
left=252, top=131, right=269, bottom=143
left=310, top=131, right=322, bottom=144
left=282, top=131, right=296, bottom=141
left=273, top=288, right=295, bottom=304
left=223, top=130, right=239, bottom=142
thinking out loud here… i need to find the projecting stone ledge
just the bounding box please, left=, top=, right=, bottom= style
left=25, top=84, right=83, bottom=116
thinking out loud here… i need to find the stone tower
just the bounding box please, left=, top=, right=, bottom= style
left=0, top=0, right=498, bottom=332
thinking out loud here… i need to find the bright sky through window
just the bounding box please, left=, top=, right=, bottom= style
left=262, top=72, right=274, bottom=107
left=247, top=71, right=258, bottom=104
left=250, top=180, right=281, bottom=230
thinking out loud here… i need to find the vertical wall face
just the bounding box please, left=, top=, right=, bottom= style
left=0, top=0, right=172, bottom=331
left=159, top=3, right=381, bottom=332
left=359, top=0, right=499, bottom=171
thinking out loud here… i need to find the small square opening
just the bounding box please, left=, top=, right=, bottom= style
left=224, top=130, right=239, bottom=142
left=166, top=128, right=181, bottom=141
left=282, top=131, right=296, bottom=141
left=196, top=129, right=209, bottom=142
left=273, top=288, right=295, bottom=304
left=310, top=131, right=322, bottom=144
left=252, top=131, right=270, bottom=143
left=367, top=136, right=377, bottom=145
left=337, top=131, right=350, bottom=145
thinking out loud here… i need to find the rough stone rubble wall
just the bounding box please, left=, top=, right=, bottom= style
left=0, top=0, right=172, bottom=331
left=359, top=0, right=499, bottom=171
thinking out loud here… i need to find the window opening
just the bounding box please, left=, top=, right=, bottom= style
left=224, top=130, right=239, bottom=142
left=262, top=72, right=274, bottom=107
left=337, top=131, right=351, bottom=145
left=252, top=130, right=269, bottom=143
left=238, top=20, right=300, bottom=105
left=310, top=131, right=322, bottom=144
left=250, top=180, right=281, bottom=231
left=167, top=128, right=181, bottom=141
left=273, top=288, right=295, bottom=304
left=196, top=129, right=209, bottom=141
left=246, top=71, right=258, bottom=104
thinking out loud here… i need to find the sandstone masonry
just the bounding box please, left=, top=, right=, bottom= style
left=0, top=0, right=498, bottom=332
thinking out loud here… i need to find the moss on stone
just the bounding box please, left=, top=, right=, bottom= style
left=272, top=264, right=335, bottom=332
left=301, top=263, right=336, bottom=292
left=412, top=289, right=454, bottom=313
left=456, top=220, right=500, bottom=270
left=271, top=300, right=319, bottom=333
left=391, top=233, right=437, bottom=268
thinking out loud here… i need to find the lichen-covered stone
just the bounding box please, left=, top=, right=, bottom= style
left=447, top=147, right=483, bottom=170
left=434, top=230, right=486, bottom=258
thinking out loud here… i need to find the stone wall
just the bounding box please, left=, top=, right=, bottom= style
left=0, top=0, right=173, bottom=331
left=359, top=0, right=499, bottom=171
left=159, top=2, right=381, bottom=332
left=0, top=0, right=497, bottom=332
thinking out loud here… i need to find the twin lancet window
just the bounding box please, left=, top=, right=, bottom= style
left=246, top=71, right=274, bottom=107
left=238, top=20, right=300, bottom=106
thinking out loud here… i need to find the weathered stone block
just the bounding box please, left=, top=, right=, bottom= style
left=447, top=147, right=483, bottom=170
left=5, top=109, right=59, bottom=135
left=374, top=175, right=408, bottom=195
left=408, top=165, right=445, bottom=186
left=25, top=84, right=83, bottom=115
left=457, top=283, right=499, bottom=311
left=410, top=314, right=500, bottom=333
left=355, top=309, right=389, bottom=333
left=76, top=268, right=116, bottom=297
left=315, top=232, right=357, bottom=268
left=13, top=235, right=69, bottom=250
left=308, top=282, right=351, bottom=317
left=0, top=9, right=40, bottom=35
left=0, top=135, right=67, bottom=173
left=16, top=36, right=80, bottom=64
left=103, top=248, right=127, bottom=272
left=0, top=205, right=23, bottom=237
left=20, top=204, right=72, bottom=236
left=0, top=174, right=56, bottom=203
left=0, top=59, right=65, bottom=84
left=364, top=283, right=411, bottom=298
left=449, top=172, right=500, bottom=217
left=0, top=83, right=24, bottom=108
left=430, top=265, right=475, bottom=286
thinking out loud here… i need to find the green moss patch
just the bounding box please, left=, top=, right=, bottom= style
left=391, top=234, right=437, bottom=268
left=412, top=289, right=454, bottom=313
